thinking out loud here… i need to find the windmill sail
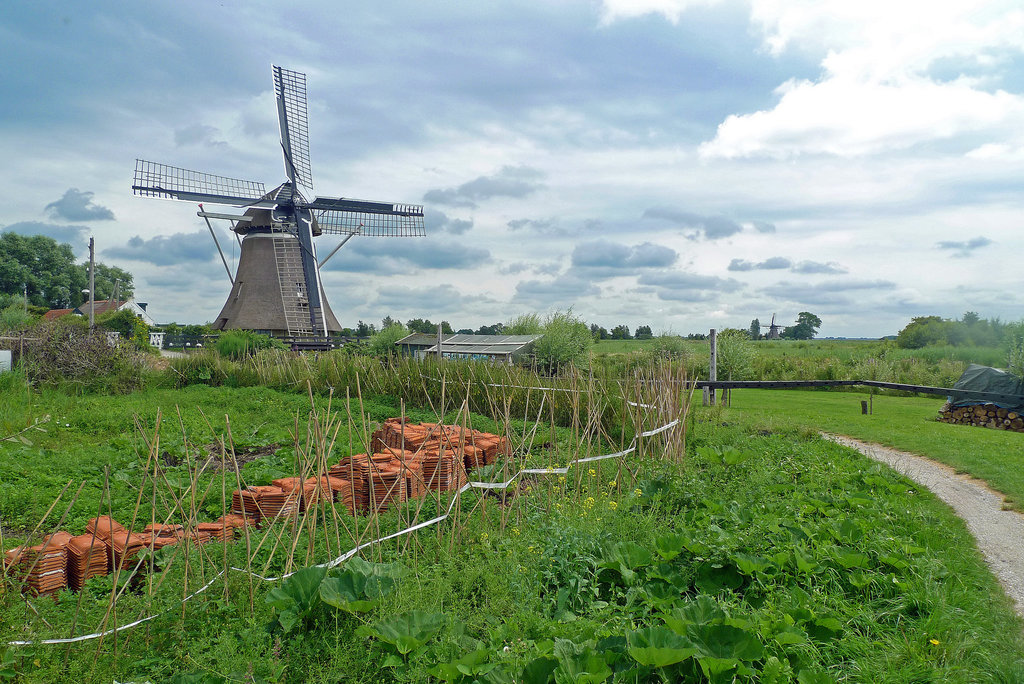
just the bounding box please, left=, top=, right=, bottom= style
left=311, top=197, right=425, bottom=237
left=133, top=160, right=268, bottom=205
left=273, top=65, right=313, bottom=193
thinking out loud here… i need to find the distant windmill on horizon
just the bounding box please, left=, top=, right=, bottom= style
left=132, top=65, right=425, bottom=343
left=767, top=313, right=782, bottom=340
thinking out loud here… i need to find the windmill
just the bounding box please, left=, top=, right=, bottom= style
left=767, top=313, right=782, bottom=340
left=132, top=65, right=425, bottom=344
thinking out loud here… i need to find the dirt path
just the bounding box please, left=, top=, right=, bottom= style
left=823, top=434, right=1024, bottom=618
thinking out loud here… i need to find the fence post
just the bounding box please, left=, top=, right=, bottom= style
left=708, top=329, right=717, bottom=406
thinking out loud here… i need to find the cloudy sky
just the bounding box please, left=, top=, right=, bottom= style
left=3, top=1, right=1023, bottom=337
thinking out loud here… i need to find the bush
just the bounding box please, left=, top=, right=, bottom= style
left=215, top=330, right=286, bottom=360
left=0, top=302, right=34, bottom=331
left=533, top=310, right=593, bottom=374
left=8, top=318, right=146, bottom=393
left=367, top=323, right=410, bottom=357
left=97, top=308, right=151, bottom=350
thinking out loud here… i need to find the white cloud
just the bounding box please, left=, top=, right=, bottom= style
left=697, top=0, right=1024, bottom=158
left=598, top=0, right=716, bottom=25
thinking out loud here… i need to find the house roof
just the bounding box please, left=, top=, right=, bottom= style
left=42, top=308, right=76, bottom=321
left=75, top=300, right=125, bottom=317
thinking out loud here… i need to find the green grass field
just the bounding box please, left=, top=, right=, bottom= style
left=717, top=389, right=1024, bottom=508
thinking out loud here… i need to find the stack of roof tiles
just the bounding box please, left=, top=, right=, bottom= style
left=217, top=514, right=254, bottom=535
left=366, top=458, right=409, bottom=513
left=307, top=476, right=357, bottom=516
left=3, top=532, right=72, bottom=596
left=232, top=485, right=300, bottom=524
left=329, top=455, right=369, bottom=513
left=108, top=530, right=152, bottom=571
left=417, top=446, right=468, bottom=492
left=196, top=522, right=233, bottom=542
left=370, top=419, right=510, bottom=474
left=66, top=533, right=109, bottom=590
left=273, top=477, right=332, bottom=512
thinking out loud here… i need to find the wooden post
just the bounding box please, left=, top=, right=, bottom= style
left=709, top=329, right=717, bottom=406
left=861, top=400, right=868, bottom=415
left=437, top=323, right=443, bottom=361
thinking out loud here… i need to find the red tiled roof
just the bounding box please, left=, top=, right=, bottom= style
left=42, top=308, right=75, bottom=320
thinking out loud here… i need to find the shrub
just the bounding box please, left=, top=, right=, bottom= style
left=533, top=310, right=593, bottom=374
left=368, top=323, right=410, bottom=357
left=8, top=318, right=146, bottom=393
left=0, top=296, right=34, bottom=331
left=97, top=308, right=151, bottom=350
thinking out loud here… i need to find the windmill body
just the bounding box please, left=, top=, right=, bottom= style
left=132, top=65, right=424, bottom=341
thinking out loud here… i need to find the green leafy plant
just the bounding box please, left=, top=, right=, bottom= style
left=265, top=566, right=327, bottom=634
left=359, top=610, right=446, bottom=667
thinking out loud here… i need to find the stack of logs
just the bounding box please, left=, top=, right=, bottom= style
left=938, top=403, right=1024, bottom=432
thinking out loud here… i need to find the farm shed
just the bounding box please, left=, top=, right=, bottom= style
left=423, top=334, right=541, bottom=364
left=396, top=332, right=455, bottom=358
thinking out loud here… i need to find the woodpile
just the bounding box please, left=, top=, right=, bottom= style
left=938, top=403, right=1024, bottom=432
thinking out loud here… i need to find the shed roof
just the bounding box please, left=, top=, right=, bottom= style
left=42, top=308, right=76, bottom=321
left=396, top=332, right=455, bottom=346
left=424, top=334, right=541, bottom=356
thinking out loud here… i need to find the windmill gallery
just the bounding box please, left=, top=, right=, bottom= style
left=132, top=65, right=426, bottom=346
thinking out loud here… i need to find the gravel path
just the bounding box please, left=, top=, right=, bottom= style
left=824, top=433, right=1024, bottom=618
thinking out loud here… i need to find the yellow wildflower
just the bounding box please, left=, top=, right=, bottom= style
left=588, top=468, right=596, bottom=477
left=929, top=639, right=940, bottom=646
left=608, top=500, right=618, bottom=510
left=634, top=488, right=643, bottom=496
left=511, top=526, right=520, bottom=536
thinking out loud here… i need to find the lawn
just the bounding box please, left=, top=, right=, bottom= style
left=719, top=389, right=1024, bottom=508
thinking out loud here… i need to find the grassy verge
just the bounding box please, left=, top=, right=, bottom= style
left=720, top=389, right=1024, bottom=509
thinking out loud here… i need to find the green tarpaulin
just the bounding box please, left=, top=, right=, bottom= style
left=949, top=364, right=1024, bottom=411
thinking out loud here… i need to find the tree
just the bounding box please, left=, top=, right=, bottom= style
left=748, top=318, right=760, bottom=340
left=610, top=324, right=631, bottom=340
left=635, top=325, right=653, bottom=340
left=476, top=322, right=505, bottom=335
left=781, top=312, right=821, bottom=340
left=1, top=232, right=85, bottom=309
left=962, top=311, right=980, bottom=327
left=86, top=262, right=134, bottom=301
left=381, top=315, right=400, bottom=330
left=355, top=320, right=372, bottom=337
left=0, top=232, right=135, bottom=309
left=589, top=323, right=608, bottom=341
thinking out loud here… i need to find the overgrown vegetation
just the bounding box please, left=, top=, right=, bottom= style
left=215, top=330, right=287, bottom=360
left=2, top=379, right=1022, bottom=682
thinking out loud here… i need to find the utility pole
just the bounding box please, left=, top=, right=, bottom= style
left=89, top=237, right=96, bottom=332
left=437, top=323, right=443, bottom=361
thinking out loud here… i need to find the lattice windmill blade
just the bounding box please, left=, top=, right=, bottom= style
left=310, top=197, right=425, bottom=237
left=133, top=159, right=269, bottom=206
left=273, top=65, right=313, bottom=194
